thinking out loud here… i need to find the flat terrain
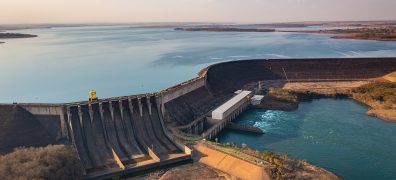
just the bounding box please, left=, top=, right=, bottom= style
left=159, top=163, right=236, bottom=180
left=282, top=81, right=370, bottom=94
left=0, top=33, right=37, bottom=39
left=195, top=142, right=340, bottom=180
left=383, top=71, right=396, bottom=82
left=173, top=21, right=396, bottom=41
left=352, top=82, right=396, bottom=122
left=257, top=80, right=396, bottom=122
left=175, top=27, right=275, bottom=32
left=0, top=33, right=37, bottom=43
left=285, top=27, right=396, bottom=41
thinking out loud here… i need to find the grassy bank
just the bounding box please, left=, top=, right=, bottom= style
left=254, top=88, right=299, bottom=111
left=264, top=81, right=396, bottom=122
left=383, top=71, right=396, bottom=82
left=289, top=27, right=396, bottom=41
left=255, top=87, right=348, bottom=111
left=0, top=145, right=84, bottom=180
left=169, top=127, right=201, bottom=145
left=352, top=82, right=396, bottom=121
left=205, top=141, right=339, bottom=180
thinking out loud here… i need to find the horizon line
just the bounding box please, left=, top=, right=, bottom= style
left=1, top=20, right=396, bottom=26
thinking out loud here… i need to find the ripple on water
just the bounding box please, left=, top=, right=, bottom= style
left=219, top=99, right=396, bottom=180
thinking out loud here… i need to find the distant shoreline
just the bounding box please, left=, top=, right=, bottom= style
left=0, top=33, right=37, bottom=39
left=280, top=27, right=396, bottom=41
left=175, top=27, right=275, bottom=32
left=0, top=33, right=37, bottom=43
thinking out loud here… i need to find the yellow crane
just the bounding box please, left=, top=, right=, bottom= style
left=89, top=90, right=98, bottom=102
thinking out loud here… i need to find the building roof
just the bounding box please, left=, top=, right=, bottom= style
left=251, top=95, right=264, bottom=101
left=212, top=90, right=251, bottom=119
left=234, top=90, right=243, bottom=94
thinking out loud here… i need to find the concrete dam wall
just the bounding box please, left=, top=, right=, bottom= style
left=0, top=95, right=192, bottom=178
left=206, top=58, right=396, bottom=95
left=0, top=105, right=56, bottom=153
left=0, top=57, right=395, bottom=177
left=66, top=95, right=190, bottom=178
left=164, top=58, right=396, bottom=130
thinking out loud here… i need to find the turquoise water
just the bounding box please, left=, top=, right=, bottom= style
left=218, top=99, right=396, bottom=180
left=1, top=26, right=396, bottom=179
left=1, top=26, right=396, bottom=102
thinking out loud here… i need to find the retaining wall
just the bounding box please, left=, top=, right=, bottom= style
left=17, top=103, right=69, bottom=143
left=160, top=77, right=205, bottom=104
left=194, top=143, right=271, bottom=180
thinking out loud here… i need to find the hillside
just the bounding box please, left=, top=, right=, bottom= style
left=0, top=105, right=52, bottom=153
left=383, top=71, right=396, bottom=82
left=352, top=82, right=396, bottom=122
left=0, top=145, right=83, bottom=180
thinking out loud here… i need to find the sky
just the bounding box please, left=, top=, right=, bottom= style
left=1, top=0, right=396, bottom=24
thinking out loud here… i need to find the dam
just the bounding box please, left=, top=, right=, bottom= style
left=0, top=57, right=395, bottom=179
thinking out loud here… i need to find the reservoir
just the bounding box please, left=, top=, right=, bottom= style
left=1, top=26, right=396, bottom=179
left=1, top=26, right=396, bottom=102
left=219, top=99, right=396, bottom=180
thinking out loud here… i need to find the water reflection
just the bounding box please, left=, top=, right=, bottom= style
left=1, top=27, right=396, bottom=103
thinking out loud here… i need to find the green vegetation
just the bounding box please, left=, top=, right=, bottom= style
left=206, top=141, right=288, bottom=179
left=315, top=27, right=396, bottom=41
left=268, top=87, right=298, bottom=103
left=0, top=33, right=37, bottom=39
left=206, top=141, right=264, bottom=164
left=0, top=145, right=84, bottom=180
left=352, top=82, right=396, bottom=121
left=383, top=71, right=396, bottom=82
left=170, top=128, right=201, bottom=145
left=267, top=87, right=346, bottom=103
left=205, top=141, right=339, bottom=180
left=175, top=27, right=275, bottom=32
left=352, top=82, right=396, bottom=109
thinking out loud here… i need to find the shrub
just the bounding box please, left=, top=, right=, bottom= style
left=0, top=145, right=84, bottom=180
left=353, top=82, right=396, bottom=105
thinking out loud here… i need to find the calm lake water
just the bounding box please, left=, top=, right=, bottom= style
left=1, top=26, right=396, bottom=103
left=1, top=26, right=396, bottom=179
left=219, top=99, right=396, bottom=180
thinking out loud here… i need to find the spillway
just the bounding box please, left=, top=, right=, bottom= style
left=2, top=57, right=395, bottom=179
left=66, top=95, right=191, bottom=179
left=67, top=106, right=94, bottom=170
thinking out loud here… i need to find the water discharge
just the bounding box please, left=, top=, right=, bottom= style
left=219, top=99, right=396, bottom=180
